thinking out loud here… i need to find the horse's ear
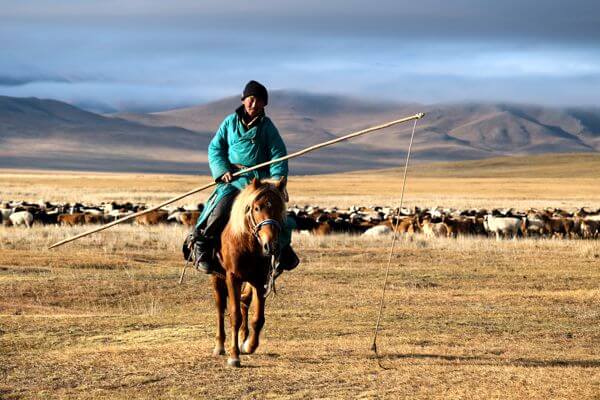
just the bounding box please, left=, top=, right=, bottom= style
left=275, top=176, right=287, bottom=193
left=250, top=178, right=260, bottom=189
left=275, top=176, right=289, bottom=201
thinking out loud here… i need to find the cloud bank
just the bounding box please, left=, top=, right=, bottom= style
left=1, top=1, right=599, bottom=111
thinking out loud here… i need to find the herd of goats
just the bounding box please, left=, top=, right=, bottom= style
left=2, top=200, right=600, bottom=240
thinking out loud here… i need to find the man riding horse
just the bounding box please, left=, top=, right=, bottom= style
left=185, top=80, right=299, bottom=275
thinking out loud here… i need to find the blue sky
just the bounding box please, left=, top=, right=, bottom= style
left=1, top=0, right=600, bottom=112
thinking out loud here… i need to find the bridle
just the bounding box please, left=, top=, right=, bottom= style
left=245, top=189, right=284, bottom=297
left=246, top=189, right=283, bottom=242
left=251, top=217, right=282, bottom=239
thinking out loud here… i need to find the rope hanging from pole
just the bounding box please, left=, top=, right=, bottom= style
left=371, top=118, right=420, bottom=369
left=48, top=112, right=425, bottom=250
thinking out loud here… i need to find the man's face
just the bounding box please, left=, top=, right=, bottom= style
left=242, top=96, right=265, bottom=118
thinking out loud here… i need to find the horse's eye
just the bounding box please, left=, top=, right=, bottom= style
left=265, top=201, right=271, bottom=208
left=254, top=206, right=260, bottom=212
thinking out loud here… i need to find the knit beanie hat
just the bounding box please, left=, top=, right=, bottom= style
left=241, top=80, right=268, bottom=105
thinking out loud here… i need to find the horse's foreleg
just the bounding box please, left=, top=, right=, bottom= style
left=226, top=272, right=242, bottom=367
left=242, top=285, right=265, bottom=355
left=211, top=276, right=227, bottom=357
left=239, top=283, right=252, bottom=347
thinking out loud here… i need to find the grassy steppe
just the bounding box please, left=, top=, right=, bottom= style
left=1, top=154, right=599, bottom=399
left=1, top=226, right=599, bottom=399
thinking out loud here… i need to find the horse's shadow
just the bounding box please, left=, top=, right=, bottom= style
left=380, top=352, right=600, bottom=368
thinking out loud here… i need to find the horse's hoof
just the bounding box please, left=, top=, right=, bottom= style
left=227, top=358, right=241, bottom=368
left=241, top=339, right=253, bottom=354
left=212, top=347, right=225, bottom=357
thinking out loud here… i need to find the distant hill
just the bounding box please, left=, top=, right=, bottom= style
left=1, top=92, right=599, bottom=174
left=396, top=153, right=600, bottom=179
left=0, top=96, right=211, bottom=173
left=116, top=91, right=600, bottom=167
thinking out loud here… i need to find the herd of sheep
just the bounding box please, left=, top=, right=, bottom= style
left=1, top=200, right=599, bottom=240
left=290, top=205, right=600, bottom=239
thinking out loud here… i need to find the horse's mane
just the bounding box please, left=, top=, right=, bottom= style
left=229, top=179, right=286, bottom=236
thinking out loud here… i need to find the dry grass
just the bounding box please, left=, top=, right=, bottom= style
left=2, top=154, right=600, bottom=210
left=1, top=157, right=599, bottom=399
left=1, top=225, right=599, bottom=399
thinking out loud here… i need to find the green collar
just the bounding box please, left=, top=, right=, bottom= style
left=235, top=105, right=265, bottom=130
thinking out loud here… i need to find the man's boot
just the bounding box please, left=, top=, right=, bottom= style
left=182, top=230, right=218, bottom=274
left=193, top=237, right=219, bottom=274
left=275, top=245, right=300, bottom=278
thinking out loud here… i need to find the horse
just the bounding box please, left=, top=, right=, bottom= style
left=211, top=177, right=287, bottom=367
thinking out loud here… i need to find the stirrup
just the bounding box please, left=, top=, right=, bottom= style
left=193, top=244, right=216, bottom=274
left=276, top=246, right=300, bottom=273
left=194, top=259, right=213, bottom=274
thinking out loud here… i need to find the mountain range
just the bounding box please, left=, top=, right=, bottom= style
left=1, top=91, right=599, bottom=174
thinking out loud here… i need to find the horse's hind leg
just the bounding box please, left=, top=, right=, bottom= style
left=211, top=276, right=227, bottom=357
left=226, top=272, right=243, bottom=367
left=241, top=285, right=265, bottom=355
left=239, top=283, right=252, bottom=347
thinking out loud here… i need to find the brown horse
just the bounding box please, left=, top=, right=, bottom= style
left=211, top=177, right=287, bottom=367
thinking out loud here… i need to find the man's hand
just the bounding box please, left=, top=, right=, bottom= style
left=220, top=172, right=233, bottom=183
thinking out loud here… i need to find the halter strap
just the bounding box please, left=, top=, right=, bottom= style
left=253, top=218, right=281, bottom=236
left=248, top=210, right=282, bottom=238
left=246, top=188, right=283, bottom=237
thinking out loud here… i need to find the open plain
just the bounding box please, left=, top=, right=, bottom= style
left=1, top=154, right=599, bottom=399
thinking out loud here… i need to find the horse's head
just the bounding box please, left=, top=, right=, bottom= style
left=247, top=178, right=287, bottom=257
left=229, top=177, right=287, bottom=257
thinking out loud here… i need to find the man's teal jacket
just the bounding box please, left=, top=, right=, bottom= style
left=195, top=108, right=294, bottom=246
left=207, top=109, right=288, bottom=185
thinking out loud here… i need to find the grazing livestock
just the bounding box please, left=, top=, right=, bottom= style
left=288, top=214, right=319, bottom=236
left=34, top=209, right=60, bottom=225
left=184, top=203, right=204, bottom=213
left=8, top=211, right=34, bottom=228
left=58, top=213, right=86, bottom=226
left=1, top=196, right=599, bottom=242
left=580, top=219, right=599, bottom=239
left=180, top=211, right=201, bottom=227
left=420, top=217, right=448, bottom=238
left=484, top=215, right=522, bottom=240
left=312, top=221, right=332, bottom=236
left=135, top=210, right=169, bottom=225
left=522, top=213, right=546, bottom=237
left=541, top=215, right=575, bottom=239
left=442, top=216, right=475, bottom=238
left=471, top=217, right=486, bottom=236
left=1, top=206, right=12, bottom=224
left=106, top=209, right=134, bottom=222
left=167, top=210, right=186, bottom=224
left=363, top=225, right=392, bottom=236
left=81, top=207, right=103, bottom=216
left=386, top=216, right=418, bottom=236
left=84, top=214, right=105, bottom=224
left=329, top=218, right=367, bottom=235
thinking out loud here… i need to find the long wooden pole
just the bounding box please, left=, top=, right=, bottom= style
left=48, top=112, right=425, bottom=249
